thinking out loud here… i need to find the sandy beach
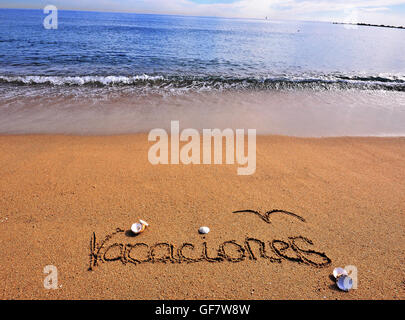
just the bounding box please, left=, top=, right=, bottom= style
left=0, top=134, right=404, bottom=300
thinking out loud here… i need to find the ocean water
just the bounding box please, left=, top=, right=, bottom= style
left=1, top=8, right=405, bottom=135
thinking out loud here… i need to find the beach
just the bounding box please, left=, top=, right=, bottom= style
left=1, top=8, right=405, bottom=301
left=0, top=134, right=404, bottom=299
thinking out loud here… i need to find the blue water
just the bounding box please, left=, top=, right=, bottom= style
left=1, top=8, right=405, bottom=91
left=1, top=8, right=405, bottom=136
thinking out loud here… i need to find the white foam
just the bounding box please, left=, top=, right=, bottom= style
left=0, top=74, right=165, bottom=86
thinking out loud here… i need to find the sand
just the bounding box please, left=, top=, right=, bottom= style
left=0, top=134, right=404, bottom=299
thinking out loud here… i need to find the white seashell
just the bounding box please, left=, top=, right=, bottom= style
left=130, top=219, right=149, bottom=234
left=131, top=222, right=143, bottom=234
left=198, top=226, right=210, bottom=234
left=336, top=275, right=353, bottom=292
left=333, top=267, right=348, bottom=279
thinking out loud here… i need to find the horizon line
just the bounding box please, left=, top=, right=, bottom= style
left=0, top=6, right=332, bottom=25
left=2, top=6, right=403, bottom=28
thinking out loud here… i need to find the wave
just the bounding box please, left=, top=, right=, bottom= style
left=0, top=75, right=165, bottom=86
left=1, top=74, right=405, bottom=92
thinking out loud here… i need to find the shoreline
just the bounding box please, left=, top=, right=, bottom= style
left=0, top=134, right=404, bottom=299
left=1, top=90, right=405, bottom=137
left=1, top=132, right=405, bottom=139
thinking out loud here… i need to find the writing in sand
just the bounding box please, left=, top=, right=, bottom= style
left=88, top=211, right=332, bottom=271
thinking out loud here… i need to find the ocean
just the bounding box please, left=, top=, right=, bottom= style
left=1, top=8, right=405, bottom=136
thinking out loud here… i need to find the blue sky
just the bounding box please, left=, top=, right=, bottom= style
left=1, top=0, right=405, bottom=25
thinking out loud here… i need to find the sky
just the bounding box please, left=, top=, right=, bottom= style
left=1, top=0, right=405, bottom=26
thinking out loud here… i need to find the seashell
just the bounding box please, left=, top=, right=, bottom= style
left=198, top=226, right=210, bottom=234
left=333, top=267, right=348, bottom=279
left=131, top=220, right=149, bottom=234
left=336, top=275, right=353, bottom=292
left=139, top=219, right=149, bottom=227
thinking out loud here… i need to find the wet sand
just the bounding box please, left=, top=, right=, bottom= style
left=1, top=90, right=405, bottom=136
left=0, top=134, right=404, bottom=299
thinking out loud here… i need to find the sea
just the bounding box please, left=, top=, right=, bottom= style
left=1, top=8, right=405, bottom=136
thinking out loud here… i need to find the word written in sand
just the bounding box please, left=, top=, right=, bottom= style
left=88, top=229, right=331, bottom=271
left=148, top=121, right=256, bottom=175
